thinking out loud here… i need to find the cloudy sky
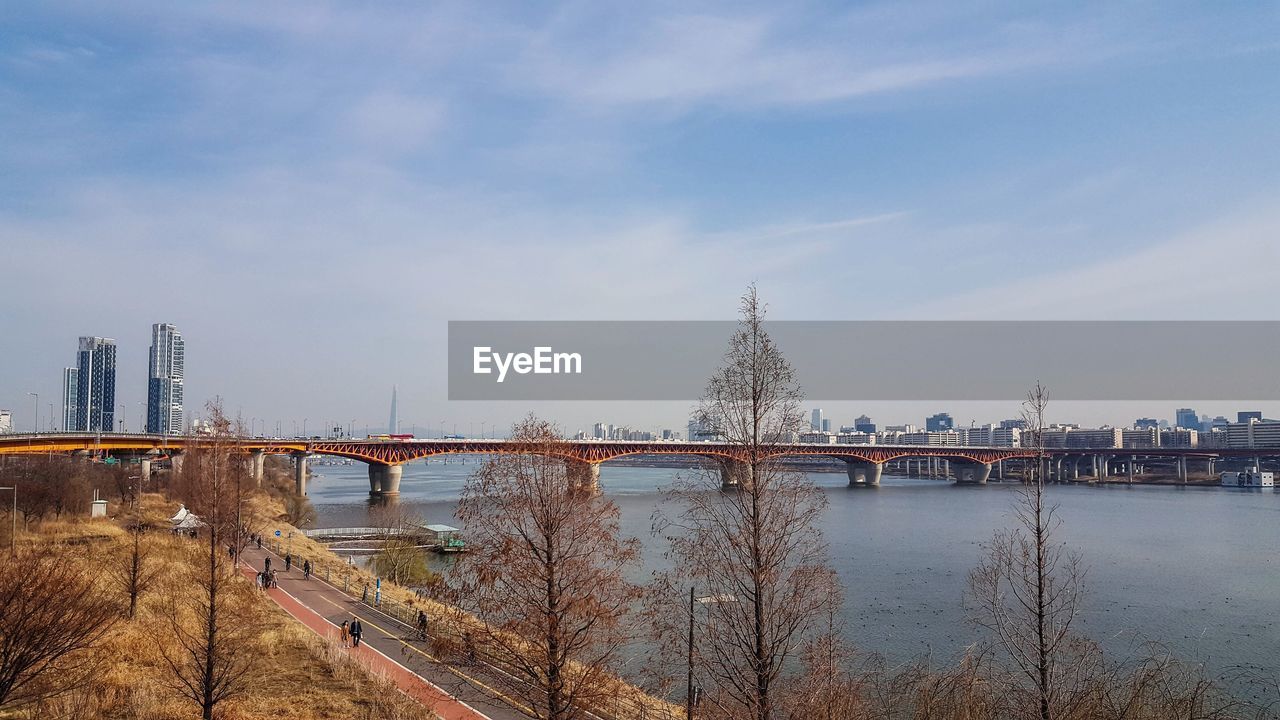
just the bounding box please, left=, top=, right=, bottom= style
left=2, top=1, right=1278, bottom=436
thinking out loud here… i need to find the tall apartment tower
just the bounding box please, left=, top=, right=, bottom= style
left=76, top=337, right=117, bottom=432
left=388, top=385, right=399, bottom=435
left=811, top=408, right=823, bottom=432
left=146, top=324, right=185, bottom=434
left=61, top=367, right=78, bottom=431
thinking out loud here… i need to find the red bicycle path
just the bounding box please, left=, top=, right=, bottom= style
left=238, top=544, right=531, bottom=720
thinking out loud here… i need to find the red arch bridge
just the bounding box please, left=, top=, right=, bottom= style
left=0, top=433, right=1266, bottom=495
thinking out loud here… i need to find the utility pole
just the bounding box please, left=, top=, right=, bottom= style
left=27, top=392, right=37, bottom=433
left=686, top=584, right=696, bottom=717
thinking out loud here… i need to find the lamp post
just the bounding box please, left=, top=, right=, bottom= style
left=27, top=393, right=37, bottom=434
left=0, top=485, right=16, bottom=554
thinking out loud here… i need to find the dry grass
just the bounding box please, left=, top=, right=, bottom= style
left=1, top=494, right=437, bottom=720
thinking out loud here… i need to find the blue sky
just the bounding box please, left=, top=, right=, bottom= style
left=2, top=1, right=1279, bottom=435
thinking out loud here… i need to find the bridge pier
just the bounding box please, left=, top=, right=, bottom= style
left=719, top=460, right=751, bottom=490
left=846, top=460, right=883, bottom=487
left=250, top=449, right=265, bottom=487
left=368, top=463, right=403, bottom=495
left=171, top=453, right=184, bottom=474
left=293, top=451, right=310, bottom=496
left=953, top=461, right=992, bottom=485
left=140, top=458, right=152, bottom=485
left=565, top=460, right=601, bottom=493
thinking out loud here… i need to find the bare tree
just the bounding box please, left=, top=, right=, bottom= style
left=158, top=400, right=260, bottom=720
left=110, top=520, right=162, bottom=620
left=968, top=383, right=1090, bottom=720
left=652, top=285, right=836, bottom=720
left=369, top=504, right=432, bottom=586
left=0, top=550, right=120, bottom=710
left=448, top=416, right=641, bottom=720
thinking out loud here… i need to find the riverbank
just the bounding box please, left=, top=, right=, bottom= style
left=0, top=492, right=435, bottom=720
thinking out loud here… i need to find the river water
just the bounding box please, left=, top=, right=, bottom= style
left=305, top=459, right=1280, bottom=675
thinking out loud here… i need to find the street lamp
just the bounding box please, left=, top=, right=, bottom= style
left=0, top=486, right=15, bottom=554
left=27, top=393, right=37, bottom=434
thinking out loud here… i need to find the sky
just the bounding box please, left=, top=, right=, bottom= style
left=2, top=1, right=1279, bottom=436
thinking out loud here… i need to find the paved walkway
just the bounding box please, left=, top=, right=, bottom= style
left=238, top=544, right=531, bottom=720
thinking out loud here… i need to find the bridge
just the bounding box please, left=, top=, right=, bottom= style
left=0, top=433, right=1269, bottom=495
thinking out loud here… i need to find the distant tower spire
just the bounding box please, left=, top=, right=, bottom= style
left=389, top=385, right=399, bottom=435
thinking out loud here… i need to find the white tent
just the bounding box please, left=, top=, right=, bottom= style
left=173, top=513, right=205, bottom=530
left=169, top=505, right=190, bottom=524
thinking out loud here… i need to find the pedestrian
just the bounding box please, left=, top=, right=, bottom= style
left=264, top=557, right=271, bottom=574
left=361, top=582, right=368, bottom=603
left=303, top=559, right=311, bottom=580
left=256, top=535, right=262, bottom=549
left=256, top=571, right=264, bottom=590
left=340, top=620, right=350, bottom=647
left=416, top=610, right=428, bottom=640
left=285, top=553, right=292, bottom=571
left=350, top=618, right=363, bottom=647
left=270, top=569, right=278, bottom=589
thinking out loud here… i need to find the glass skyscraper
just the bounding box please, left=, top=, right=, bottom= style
left=75, top=336, right=117, bottom=432
left=146, top=323, right=184, bottom=434
left=61, top=367, right=78, bottom=431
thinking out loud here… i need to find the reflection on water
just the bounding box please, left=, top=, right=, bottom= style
left=302, top=461, right=1280, bottom=674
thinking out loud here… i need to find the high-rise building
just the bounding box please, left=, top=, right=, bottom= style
left=811, top=408, right=823, bottom=432
left=1174, top=408, right=1198, bottom=429
left=61, top=367, right=78, bottom=431
left=388, top=384, right=398, bottom=435
left=146, top=324, right=185, bottom=435
left=854, top=415, right=876, bottom=433
left=926, top=412, right=954, bottom=432
left=821, top=418, right=831, bottom=433
left=76, top=337, right=117, bottom=432
left=1134, top=417, right=1159, bottom=430
left=1238, top=411, right=1263, bottom=423
left=593, top=422, right=607, bottom=440
left=0, top=410, right=11, bottom=434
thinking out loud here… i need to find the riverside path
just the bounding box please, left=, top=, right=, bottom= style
left=237, top=543, right=531, bottom=720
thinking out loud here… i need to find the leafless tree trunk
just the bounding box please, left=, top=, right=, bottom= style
left=159, top=399, right=260, bottom=720
left=447, top=416, right=641, bottom=720
left=0, top=550, right=120, bottom=710
left=968, top=383, right=1089, bottom=720
left=651, top=285, right=836, bottom=720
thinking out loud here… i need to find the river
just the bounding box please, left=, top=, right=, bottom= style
left=304, top=458, right=1280, bottom=675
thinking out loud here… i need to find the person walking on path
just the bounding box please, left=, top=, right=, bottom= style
left=264, top=556, right=271, bottom=575
left=361, top=582, right=369, bottom=603
left=256, top=535, right=262, bottom=549
left=416, top=610, right=428, bottom=640
left=340, top=620, right=350, bottom=647
left=270, top=569, right=278, bottom=589
left=303, top=559, right=311, bottom=580
left=350, top=617, right=363, bottom=647
left=285, top=553, right=292, bottom=572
